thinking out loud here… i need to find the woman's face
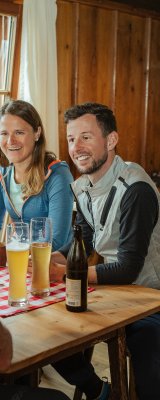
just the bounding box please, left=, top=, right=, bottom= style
left=0, top=114, right=40, bottom=167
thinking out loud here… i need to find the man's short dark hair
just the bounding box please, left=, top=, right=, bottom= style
left=64, top=102, right=117, bottom=137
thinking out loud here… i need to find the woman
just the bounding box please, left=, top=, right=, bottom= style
left=0, top=99, right=73, bottom=250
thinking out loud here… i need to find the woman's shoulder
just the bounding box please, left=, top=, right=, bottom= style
left=48, top=160, right=70, bottom=171
left=46, top=160, right=73, bottom=184
left=48, top=160, right=72, bottom=175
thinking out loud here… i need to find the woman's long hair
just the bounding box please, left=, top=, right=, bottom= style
left=0, top=100, right=56, bottom=198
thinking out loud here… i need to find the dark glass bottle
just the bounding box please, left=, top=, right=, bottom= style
left=66, top=224, right=88, bottom=312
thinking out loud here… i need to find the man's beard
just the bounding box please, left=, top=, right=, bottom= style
left=76, top=152, right=108, bottom=175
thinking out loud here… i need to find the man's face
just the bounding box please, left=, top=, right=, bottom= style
left=67, top=114, right=109, bottom=175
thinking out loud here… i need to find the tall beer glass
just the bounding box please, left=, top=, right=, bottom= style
left=6, top=222, right=30, bottom=307
left=30, top=217, right=52, bottom=297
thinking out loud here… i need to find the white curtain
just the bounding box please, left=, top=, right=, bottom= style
left=18, top=0, right=59, bottom=156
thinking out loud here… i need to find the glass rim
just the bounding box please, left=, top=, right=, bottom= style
left=7, top=222, right=29, bottom=227
left=30, top=217, right=52, bottom=222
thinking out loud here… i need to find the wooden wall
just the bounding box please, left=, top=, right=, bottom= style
left=57, top=0, right=160, bottom=178
left=1, top=0, right=160, bottom=179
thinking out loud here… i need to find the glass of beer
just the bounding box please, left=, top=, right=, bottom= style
left=6, top=222, right=30, bottom=307
left=30, top=217, right=52, bottom=297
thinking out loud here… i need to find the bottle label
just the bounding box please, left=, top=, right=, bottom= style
left=66, top=278, right=81, bottom=307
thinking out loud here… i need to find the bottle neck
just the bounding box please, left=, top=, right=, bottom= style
left=74, top=232, right=82, bottom=241
left=73, top=225, right=82, bottom=241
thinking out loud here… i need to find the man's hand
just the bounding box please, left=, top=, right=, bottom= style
left=49, top=262, right=66, bottom=282
left=0, top=321, right=13, bottom=371
left=50, top=251, right=67, bottom=282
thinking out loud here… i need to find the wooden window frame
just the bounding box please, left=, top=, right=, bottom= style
left=0, top=0, right=23, bottom=101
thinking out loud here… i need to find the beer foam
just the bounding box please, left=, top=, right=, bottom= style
left=6, top=242, right=30, bottom=251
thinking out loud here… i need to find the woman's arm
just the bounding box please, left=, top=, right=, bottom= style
left=47, top=164, right=74, bottom=251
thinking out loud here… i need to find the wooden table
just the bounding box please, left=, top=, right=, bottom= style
left=1, top=284, right=160, bottom=400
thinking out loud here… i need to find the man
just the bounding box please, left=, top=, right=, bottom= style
left=50, top=103, right=160, bottom=400
left=0, top=319, right=70, bottom=399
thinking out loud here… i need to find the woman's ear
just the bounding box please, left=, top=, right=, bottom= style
left=107, top=131, right=118, bottom=151
left=35, top=126, right=41, bottom=142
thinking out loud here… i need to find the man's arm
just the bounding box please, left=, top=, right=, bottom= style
left=50, top=182, right=158, bottom=285
left=95, top=182, right=159, bottom=284
left=0, top=320, right=13, bottom=371
left=86, top=182, right=159, bottom=284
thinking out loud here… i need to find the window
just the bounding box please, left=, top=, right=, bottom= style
left=0, top=0, right=23, bottom=106
left=0, top=14, right=17, bottom=106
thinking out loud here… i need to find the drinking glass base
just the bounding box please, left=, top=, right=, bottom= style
left=8, top=298, right=28, bottom=308
left=31, top=289, right=50, bottom=298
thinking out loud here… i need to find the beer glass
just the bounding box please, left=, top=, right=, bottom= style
left=6, top=222, right=30, bottom=307
left=30, top=217, right=52, bottom=297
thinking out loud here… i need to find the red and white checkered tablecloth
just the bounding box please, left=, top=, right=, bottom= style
left=0, top=267, right=94, bottom=318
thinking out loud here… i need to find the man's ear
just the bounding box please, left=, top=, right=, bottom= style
left=107, top=131, right=118, bottom=151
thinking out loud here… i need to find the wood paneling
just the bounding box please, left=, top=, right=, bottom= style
left=145, top=18, right=160, bottom=173
left=106, top=0, right=160, bottom=13
left=0, top=1, right=21, bottom=15
left=1, top=0, right=160, bottom=176
left=77, top=5, right=117, bottom=105
left=56, top=1, right=75, bottom=166
left=115, top=12, right=147, bottom=163
left=57, top=0, right=160, bottom=177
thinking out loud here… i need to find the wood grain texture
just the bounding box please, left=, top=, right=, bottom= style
left=2, top=284, right=160, bottom=375
left=57, top=0, right=160, bottom=177
left=1, top=0, right=160, bottom=176
left=145, top=18, right=160, bottom=173
left=115, top=12, right=146, bottom=163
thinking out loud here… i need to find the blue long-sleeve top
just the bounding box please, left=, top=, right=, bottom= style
left=0, top=161, right=74, bottom=251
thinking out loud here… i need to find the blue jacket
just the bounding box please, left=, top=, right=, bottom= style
left=0, top=161, right=73, bottom=251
